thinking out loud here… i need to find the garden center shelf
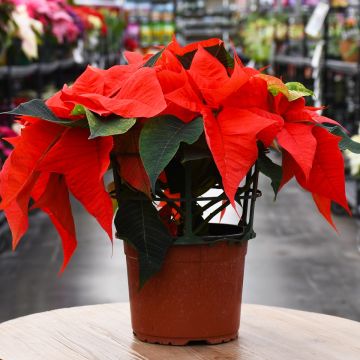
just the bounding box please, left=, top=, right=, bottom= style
left=177, top=18, right=235, bottom=28
left=0, top=61, right=81, bottom=81
left=0, top=53, right=121, bottom=81
left=273, top=55, right=312, bottom=67
left=0, top=64, right=38, bottom=81
left=0, top=52, right=121, bottom=108
left=177, top=7, right=233, bottom=18
left=273, top=55, right=359, bottom=76
left=176, top=2, right=236, bottom=42
left=326, top=60, right=359, bottom=76
left=177, top=28, right=237, bottom=42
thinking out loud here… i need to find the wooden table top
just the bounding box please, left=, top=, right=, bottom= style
left=0, top=303, right=359, bottom=360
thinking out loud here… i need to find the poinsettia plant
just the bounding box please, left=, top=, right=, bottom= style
left=1, top=38, right=359, bottom=285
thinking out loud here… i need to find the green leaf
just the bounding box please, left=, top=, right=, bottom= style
left=321, top=124, right=360, bottom=153
left=205, top=44, right=234, bottom=68
left=286, top=82, right=314, bottom=101
left=142, top=48, right=165, bottom=67
left=139, top=116, right=204, bottom=191
left=257, top=74, right=290, bottom=98
left=1, top=99, right=87, bottom=127
left=257, top=151, right=282, bottom=198
left=177, top=43, right=234, bottom=69
left=71, top=104, right=86, bottom=116
left=84, top=108, right=136, bottom=139
left=114, top=191, right=173, bottom=287
left=3, top=99, right=65, bottom=124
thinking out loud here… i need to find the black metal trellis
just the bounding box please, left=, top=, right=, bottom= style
left=111, top=152, right=261, bottom=246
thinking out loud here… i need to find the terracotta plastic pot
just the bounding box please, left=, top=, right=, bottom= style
left=124, top=239, right=248, bottom=345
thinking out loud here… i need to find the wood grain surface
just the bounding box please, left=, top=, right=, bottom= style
left=0, top=303, right=359, bottom=360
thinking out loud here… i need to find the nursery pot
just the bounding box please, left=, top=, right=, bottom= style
left=114, top=145, right=260, bottom=345
left=124, top=224, right=248, bottom=346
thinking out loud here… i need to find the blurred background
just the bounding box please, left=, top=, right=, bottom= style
left=1, top=0, right=360, bottom=323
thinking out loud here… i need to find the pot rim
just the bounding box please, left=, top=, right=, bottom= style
left=117, top=223, right=255, bottom=247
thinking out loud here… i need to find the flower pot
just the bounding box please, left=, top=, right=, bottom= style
left=124, top=227, right=248, bottom=345
left=339, top=39, right=359, bottom=63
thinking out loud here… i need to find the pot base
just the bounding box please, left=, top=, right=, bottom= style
left=133, top=331, right=238, bottom=345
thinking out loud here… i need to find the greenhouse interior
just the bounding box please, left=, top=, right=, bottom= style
left=0, top=0, right=360, bottom=358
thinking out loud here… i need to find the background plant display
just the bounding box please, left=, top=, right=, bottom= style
left=239, top=10, right=360, bottom=64
left=0, top=0, right=43, bottom=63
left=0, top=0, right=124, bottom=65
left=240, top=14, right=278, bottom=64
left=1, top=38, right=359, bottom=285
left=339, top=15, right=360, bottom=62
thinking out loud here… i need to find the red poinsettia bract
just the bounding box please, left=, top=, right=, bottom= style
left=51, top=64, right=167, bottom=119
left=0, top=119, right=113, bottom=270
left=272, top=93, right=351, bottom=227
left=185, top=46, right=283, bottom=204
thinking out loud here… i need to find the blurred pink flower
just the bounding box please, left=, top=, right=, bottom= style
left=53, top=17, right=80, bottom=43
left=14, top=0, right=80, bottom=43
